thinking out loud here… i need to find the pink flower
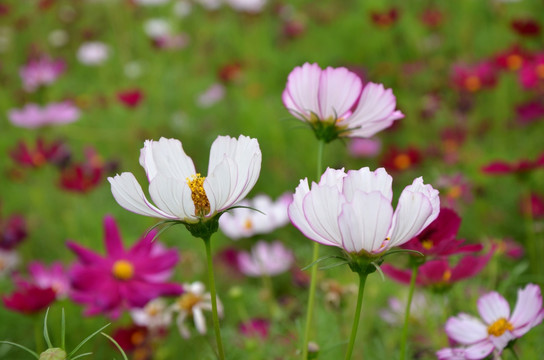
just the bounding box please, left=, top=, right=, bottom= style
left=238, top=240, right=294, bottom=277
left=282, top=63, right=403, bottom=141
left=380, top=146, right=422, bottom=172
left=519, top=54, right=544, bottom=89
left=10, top=138, right=71, bottom=168
left=196, top=83, right=225, bottom=108
left=494, top=45, right=531, bottom=72
left=289, top=167, right=439, bottom=255
left=2, top=281, right=56, bottom=314
left=20, top=56, right=65, bottom=92
left=440, top=284, right=544, bottom=359
left=520, top=193, right=544, bottom=219
left=451, top=62, right=497, bottom=92
left=0, top=211, right=27, bottom=250
left=59, top=148, right=116, bottom=193
left=481, top=153, right=544, bottom=175
left=67, top=216, right=182, bottom=318
left=516, top=100, right=544, bottom=125
left=348, top=138, right=381, bottom=158
left=239, top=318, right=270, bottom=339
left=8, top=102, right=80, bottom=128
left=28, top=261, right=70, bottom=299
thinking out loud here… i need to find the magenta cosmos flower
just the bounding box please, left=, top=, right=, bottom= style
left=440, top=284, right=544, bottom=359
left=8, top=102, right=80, bottom=129
left=289, top=167, right=440, bottom=255
left=67, top=216, right=182, bottom=318
left=108, top=135, right=261, bottom=225
left=20, top=56, right=65, bottom=92
left=282, top=63, right=404, bottom=142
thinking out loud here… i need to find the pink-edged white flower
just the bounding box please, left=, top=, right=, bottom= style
left=282, top=63, right=404, bottom=141
left=196, top=83, right=225, bottom=108
left=108, top=135, right=261, bottom=224
left=171, top=281, right=223, bottom=339
left=219, top=193, right=291, bottom=240
left=8, top=102, right=80, bottom=129
left=238, top=240, right=294, bottom=277
left=20, top=57, right=65, bottom=92
left=442, top=284, right=544, bottom=359
left=77, top=42, right=109, bottom=66
left=289, top=167, right=440, bottom=255
left=131, top=298, right=173, bottom=332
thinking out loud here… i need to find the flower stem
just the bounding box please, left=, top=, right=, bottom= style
left=203, top=236, right=225, bottom=360
left=344, top=272, right=369, bottom=360
left=399, top=265, right=418, bottom=360
left=508, top=345, right=520, bottom=360
left=301, top=139, right=326, bottom=359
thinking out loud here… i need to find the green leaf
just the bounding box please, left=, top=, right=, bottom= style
left=67, top=323, right=110, bottom=358
left=0, top=341, right=39, bottom=359
left=301, top=255, right=346, bottom=271
left=43, top=308, right=53, bottom=349
left=101, top=333, right=128, bottom=360
left=70, top=352, right=93, bottom=360
left=61, top=308, right=66, bottom=350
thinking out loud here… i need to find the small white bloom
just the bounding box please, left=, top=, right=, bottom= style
left=238, top=240, right=294, bottom=277
left=144, top=18, right=171, bottom=38
left=196, top=83, right=225, bottom=108
left=48, top=29, right=69, bottom=47
left=174, top=0, right=192, bottom=17
left=134, top=0, right=171, bottom=5
left=225, top=0, right=267, bottom=13
left=131, top=298, right=173, bottom=331
left=77, top=42, right=109, bottom=66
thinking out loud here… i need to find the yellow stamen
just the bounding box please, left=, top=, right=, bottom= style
left=186, top=174, right=210, bottom=217
left=112, top=260, right=134, bottom=280
left=506, top=54, right=523, bottom=71
left=177, top=293, right=202, bottom=313
left=393, top=154, right=411, bottom=170
left=487, top=318, right=513, bottom=337
left=537, top=64, right=544, bottom=79
left=447, top=185, right=462, bottom=199
left=465, top=76, right=481, bottom=92
left=442, top=269, right=452, bottom=282
left=421, top=240, right=433, bottom=250
left=243, top=218, right=253, bottom=230
left=130, top=330, right=146, bottom=346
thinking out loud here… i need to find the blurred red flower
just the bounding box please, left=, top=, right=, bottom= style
left=380, top=146, right=421, bottom=172
left=451, top=62, right=497, bottom=92
left=494, top=45, right=531, bottom=72
left=0, top=211, right=27, bottom=251
left=511, top=18, right=541, bottom=37
left=2, top=281, right=56, bottom=314
left=59, top=148, right=116, bottom=193
left=519, top=54, right=544, bottom=90
left=10, top=138, right=70, bottom=168
left=481, top=153, right=544, bottom=175
left=516, top=100, right=544, bottom=125
left=117, top=89, right=144, bottom=108
left=420, top=8, right=444, bottom=29
left=370, top=8, right=400, bottom=28
left=520, top=193, right=544, bottom=219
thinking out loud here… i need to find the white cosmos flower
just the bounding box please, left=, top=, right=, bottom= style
left=238, top=240, right=294, bottom=277
left=288, top=167, right=440, bottom=254
left=108, top=135, right=261, bottom=224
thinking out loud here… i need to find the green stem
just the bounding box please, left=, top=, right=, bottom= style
left=301, top=139, right=326, bottom=359
left=344, top=272, right=369, bottom=360
left=399, top=265, right=418, bottom=360
left=523, top=191, right=539, bottom=275
left=261, top=273, right=280, bottom=319
left=33, top=315, right=44, bottom=354
left=508, top=346, right=520, bottom=360
left=203, top=237, right=225, bottom=360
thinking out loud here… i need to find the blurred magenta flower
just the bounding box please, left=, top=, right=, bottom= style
left=59, top=148, right=114, bottom=193
left=436, top=174, right=473, bottom=210
left=493, top=238, right=524, bottom=260
left=516, top=100, right=544, bottom=125
left=370, top=8, right=400, bottom=28
left=289, top=167, right=439, bottom=255
left=494, top=45, right=531, bottom=72
left=111, top=324, right=150, bottom=356
left=348, top=138, right=381, bottom=158
left=481, top=153, right=544, bottom=175
left=219, top=193, right=291, bottom=240
left=440, top=284, right=544, bottom=359
left=380, top=146, right=422, bottom=172
left=511, top=18, right=541, bottom=37
left=27, top=261, right=70, bottom=299
left=10, top=138, right=70, bottom=168
left=109, top=135, right=261, bottom=224
left=282, top=63, right=404, bottom=141
left=2, top=281, right=56, bottom=314
left=419, top=8, right=444, bottom=28
left=238, top=240, right=294, bottom=277
left=67, top=216, right=182, bottom=318
left=153, top=33, right=190, bottom=50
left=8, top=102, right=80, bottom=128
left=520, top=193, right=544, bottom=219
left=117, top=89, right=144, bottom=108
left=0, top=210, right=27, bottom=250
left=77, top=41, right=109, bottom=66
left=451, top=62, right=497, bottom=92
left=239, top=318, right=270, bottom=339
left=399, top=208, right=482, bottom=258
left=519, top=53, right=544, bottom=89
left=20, top=56, right=65, bottom=92
left=382, top=250, right=493, bottom=290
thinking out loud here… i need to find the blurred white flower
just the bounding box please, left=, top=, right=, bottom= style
left=195, top=0, right=222, bottom=11
left=0, top=250, right=19, bottom=277
left=196, top=83, right=225, bottom=108
left=48, top=29, right=69, bottom=47
left=174, top=0, right=192, bottom=17
left=77, top=42, right=109, bottom=66
left=124, top=61, right=143, bottom=79
left=134, top=0, right=171, bottom=5
left=171, top=282, right=223, bottom=339
left=238, top=240, right=294, bottom=277
left=131, top=298, right=173, bottom=332
left=144, top=18, right=171, bottom=38
left=0, top=27, right=12, bottom=53
left=225, top=0, right=266, bottom=13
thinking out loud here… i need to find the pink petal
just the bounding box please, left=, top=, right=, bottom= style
left=445, top=313, right=488, bottom=345
left=477, top=291, right=510, bottom=325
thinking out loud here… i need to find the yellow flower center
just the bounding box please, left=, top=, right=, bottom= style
left=112, top=260, right=134, bottom=280
left=393, top=154, right=411, bottom=170
left=447, top=185, right=462, bottom=199
left=186, top=174, right=211, bottom=217
left=442, top=269, right=452, bottom=282
left=243, top=218, right=253, bottom=230
left=506, top=54, right=523, bottom=71
left=537, top=64, right=544, bottom=79
left=130, top=330, right=146, bottom=346
left=464, top=76, right=481, bottom=92
left=487, top=318, right=513, bottom=337
left=421, top=239, right=433, bottom=250
left=146, top=304, right=160, bottom=317
left=177, top=293, right=202, bottom=313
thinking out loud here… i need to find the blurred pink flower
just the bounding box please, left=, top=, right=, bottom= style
left=516, top=100, right=544, bottom=125
left=238, top=240, right=294, bottom=277
left=28, top=261, right=70, bottom=299
left=282, top=63, right=404, bottom=141
left=2, top=281, right=56, bottom=314
left=77, top=41, right=109, bottom=66
left=67, top=216, right=182, bottom=318
left=440, top=284, right=544, bottom=359
left=59, top=148, right=116, bottom=193
left=451, top=62, right=497, bottom=92
left=0, top=210, right=27, bottom=250
left=8, top=102, right=80, bottom=128
left=436, top=174, right=473, bottom=210
left=196, top=83, right=225, bottom=108
left=10, top=137, right=71, bottom=168
left=494, top=45, right=531, bottom=72
left=219, top=193, right=291, bottom=240
left=117, top=89, right=144, bottom=108
left=348, top=138, right=381, bottom=158
left=289, top=167, right=439, bottom=254
left=519, top=53, right=544, bottom=89
left=239, top=318, right=270, bottom=339
left=493, top=238, right=524, bottom=260
left=20, top=56, right=65, bottom=92
left=520, top=193, right=544, bottom=219
left=481, top=153, right=544, bottom=175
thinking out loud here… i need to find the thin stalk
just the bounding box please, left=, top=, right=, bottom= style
left=399, top=265, right=418, bottom=360
left=261, top=273, right=280, bottom=319
left=203, top=237, right=225, bottom=360
left=301, top=139, right=326, bottom=359
left=508, top=346, right=520, bottom=360
left=523, top=191, right=539, bottom=275
left=344, top=272, right=369, bottom=360
left=33, top=315, right=44, bottom=354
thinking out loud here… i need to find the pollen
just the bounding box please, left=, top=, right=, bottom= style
left=464, top=76, right=481, bottom=92
left=421, top=239, right=433, bottom=250
left=186, top=173, right=211, bottom=217
left=447, top=185, right=462, bottom=199
left=243, top=218, right=253, bottom=230
left=178, top=293, right=202, bottom=313
left=393, top=154, right=411, bottom=170
left=506, top=54, right=523, bottom=71
left=112, top=260, right=134, bottom=280
left=487, top=318, right=513, bottom=337
left=442, top=269, right=452, bottom=282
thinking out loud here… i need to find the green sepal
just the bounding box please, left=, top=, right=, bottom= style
left=184, top=215, right=220, bottom=240
left=39, top=348, right=67, bottom=360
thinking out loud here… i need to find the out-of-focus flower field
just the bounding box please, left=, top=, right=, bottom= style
left=1, top=0, right=544, bottom=359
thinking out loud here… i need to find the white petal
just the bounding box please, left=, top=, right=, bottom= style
left=193, top=307, right=207, bottom=335
left=300, top=185, right=343, bottom=247
left=317, top=66, right=362, bottom=120
left=139, top=140, right=158, bottom=181
left=463, top=341, right=495, bottom=359
left=108, top=173, right=176, bottom=219
left=510, top=284, right=543, bottom=335
left=404, top=177, right=440, bottom=229
left=318, top=167, right=347, bottom=190
left=445, top=313, right=488, bottom=345
left=205, top=156, right=235, bottom=214
left=489, top=331, right=515, bottom=353
left=338, top=191, right=393, bottom=253
left=150, top=138, right=196, bottom=181
left=343, top=167, right=393, bottom=202
left=477, top=292, right=510, bottom=325
left=148, top=175, right=196, bottom=222
left=282, top=63, right=321, bottom=120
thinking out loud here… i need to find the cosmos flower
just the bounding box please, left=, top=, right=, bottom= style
left=282, top=63, right=404, bottom=142
left=481, top=152, right=544, bottom=175
left=239, top=318, right=270, bottom=339
left=117, top=89, right=144, bottom=108
left=451, top=62, right=497, bottom=92
left=520, top=193, right=544, bottom=219
left=238, top=240, right=294, bottom=277
left=516, top=100, right=544, bottom=125
left=380, top=146, right=422, bottom=172
left=494, top=45, right=531, bottom=72
left=348, top=138, right=382, bottom=158
left=131, top=298, right=173, bottom=332
left=519, top=53, right=544, bottom=89
left=27, top=261, right=70, bottom=299
left=440, top=284, right=544, bottom=359
left=2, top=280, right=56, bottom=314
left=108, top=135, right=261, bottom=225
left=10, top=138, right=71, bottom=168
left=196, top=83, right=225, bottom=108
left=219, top=193, right=291, bottom=240
left=289, top=167, right=439, bottom=255
left=370, top=8, right=400, bottom=28
left=8, top=102, right=80, bottom=129
left=511, top=18, right=541, bottom=37
left=171, top=281, right=223, bottom=339
left=19, top=56, right=65, bottom=92
left=59, top=147, right=116, bottom=193
left=225, top=0, right=267, bottom=13
left=67, top=216, right=182, bottom=318
left=0, top=211, right=27, bottom=250
left=77, top=42, right=109, bottom=66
